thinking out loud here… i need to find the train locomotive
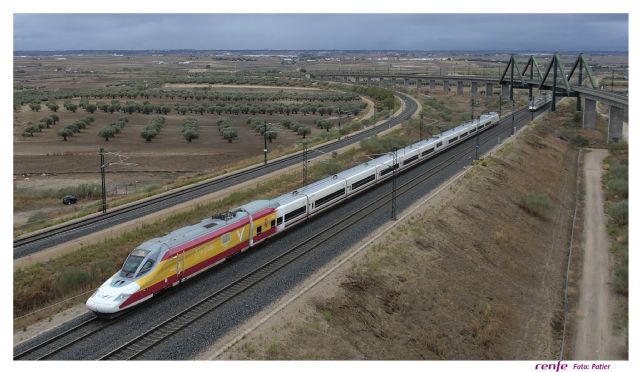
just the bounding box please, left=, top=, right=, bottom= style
left=528, top=94, right=552, bottom=111
left=86, top=111, right=500, bottom=315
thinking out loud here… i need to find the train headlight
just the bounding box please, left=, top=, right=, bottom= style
left=114, top=293, right=131, bottom=302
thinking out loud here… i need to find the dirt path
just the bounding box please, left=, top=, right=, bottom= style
left=573, top=149, right=620, bottom=359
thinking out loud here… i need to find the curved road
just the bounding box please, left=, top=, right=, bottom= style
left=14, top=93, right=418, bottom=259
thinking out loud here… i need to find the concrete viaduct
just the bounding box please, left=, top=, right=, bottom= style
left=310, top=54, right=628, bottom=143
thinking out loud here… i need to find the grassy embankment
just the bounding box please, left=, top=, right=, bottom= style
left=226, top=99, right=588, bottom=360
left=602, top=141, right=628, bottom=348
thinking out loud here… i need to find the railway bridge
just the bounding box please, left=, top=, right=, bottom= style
left=310, top=53, right=629, bottom=142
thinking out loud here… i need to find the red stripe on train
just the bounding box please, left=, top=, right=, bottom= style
left=120, top=226, right=278, bottom=309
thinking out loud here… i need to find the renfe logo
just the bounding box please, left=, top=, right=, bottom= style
left=535, top=361, right=568, bottom=371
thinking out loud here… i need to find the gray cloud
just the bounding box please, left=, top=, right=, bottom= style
left=13, top=14, right=628, bottom=51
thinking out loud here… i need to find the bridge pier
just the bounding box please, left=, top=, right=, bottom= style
left=355, top=76, right=360, bottom=84
left=457, top=81, right=464, bottom=96
left=443, top=80, right=450, bottom=95
left=608, top=106, right=625, bottom=143
left=343, top=76, right=347, bottom=82
left=471, top=81, right=478, bottom=97
left=582, top=98, right=596, bottom=130
left=404, top=78, right=409, bottom=88
left=367, top=76, right=372, bottom=86
left=485, top=83, right=494, bottom=97
left=501, top=84, right=509, bottom=99
left=430, top=79, right=435, bottom=91
left=416, top=79, right=421, bottom=92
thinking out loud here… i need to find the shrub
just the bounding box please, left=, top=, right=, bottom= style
left=614, top=265, right=628, bottom=296
left=608, top=142, right=627, bottom=155
left=607, top=200, right=628, bottom=226
left=57, top=268, right=91, bottom=293
left=570, top=135, right=589, bottom=148
left=519, top=192, right=552, bottom=218
left=608, top=164, right=628, bottom=180
left=606, top=178, right=628, bottom=199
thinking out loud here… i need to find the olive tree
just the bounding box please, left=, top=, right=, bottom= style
left=265, top=130, right=278, bottom=143
left=98, top=126, right=116, bottom=141
left=46, top=102, right=59, bottom=112
left=22, top=126, right=37, bottom=137
left=222, top=127, right=238, bottom=143
left=29, top=102, right=41, bottom=112
left=140, top=128, right=157, bottom=142
left=57, top=127, right=74, bottom=141
left=297, top=126, right=311, bottom=139
left=85, top=103, right=97, bottom=114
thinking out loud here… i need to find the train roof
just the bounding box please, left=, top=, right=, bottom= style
left=137, top=199, right=276, bottom=253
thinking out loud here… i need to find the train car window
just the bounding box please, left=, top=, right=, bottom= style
left=449, top=136, right=458, bottom=144
left=352, top=174, right=375, bottom=190
left=478, top=124, right=485, bottom=129
left=470, top=128, right=476, bottom=133
left=380, top=163, right=400, bottom=176
left=460, top=132, right=468, bottom=138
left=284, top=206, right=306, bottom=221
left=436, top=142, right=443, bottom=148
left=315, top=188, right=346, bottom=208
left=403, top=155, right=419, bottom=165
left=271, top=220, right=276, bottom=228
left=276, top=217, right=283, bottom=225
left=421, top=148, right=435, bottom=156
left=257, top=226, right=262, bottom=235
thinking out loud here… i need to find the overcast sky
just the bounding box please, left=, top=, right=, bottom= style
left=13, top=13, right=628, bottom=52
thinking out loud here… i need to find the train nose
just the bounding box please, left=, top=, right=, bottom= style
left=86, top=291, right=123, bottom=314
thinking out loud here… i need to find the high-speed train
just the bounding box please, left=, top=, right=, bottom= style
left=86, top=112, right=501, bottom=314
left=528, top=94, right=552, bottom=111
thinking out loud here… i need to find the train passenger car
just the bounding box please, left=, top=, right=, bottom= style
left=271, top=191, right=308, bottom=231
left=336, top=162, right=378, bottom=197
left=86, top=200, right=278, bottom=314
left=398, top=145, right=421, bottom=169
left=529, top=94, right=552, bottom=111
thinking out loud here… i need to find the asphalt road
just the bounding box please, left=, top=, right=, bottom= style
left=14, top=105, right=546, bottom=360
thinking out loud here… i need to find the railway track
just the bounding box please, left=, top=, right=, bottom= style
left=14, top=103, right=545, bottom=360
left=14, top=315, right=102, bottom=360
left=96, top=104, right=544, bottom=360
left=13, top=92, right=417, bottom=258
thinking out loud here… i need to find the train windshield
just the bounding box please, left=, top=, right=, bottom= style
left=121, top=249, right=149, bottom=277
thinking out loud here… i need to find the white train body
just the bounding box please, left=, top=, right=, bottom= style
left=87, top=111, right=500, bottom=314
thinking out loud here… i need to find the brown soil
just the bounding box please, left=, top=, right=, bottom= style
left=13, top=90, right=372, bottom=228
left=216, top=106, right=579, bottom=360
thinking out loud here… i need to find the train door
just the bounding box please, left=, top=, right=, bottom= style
left=175, top=252, right=185, bottom=283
